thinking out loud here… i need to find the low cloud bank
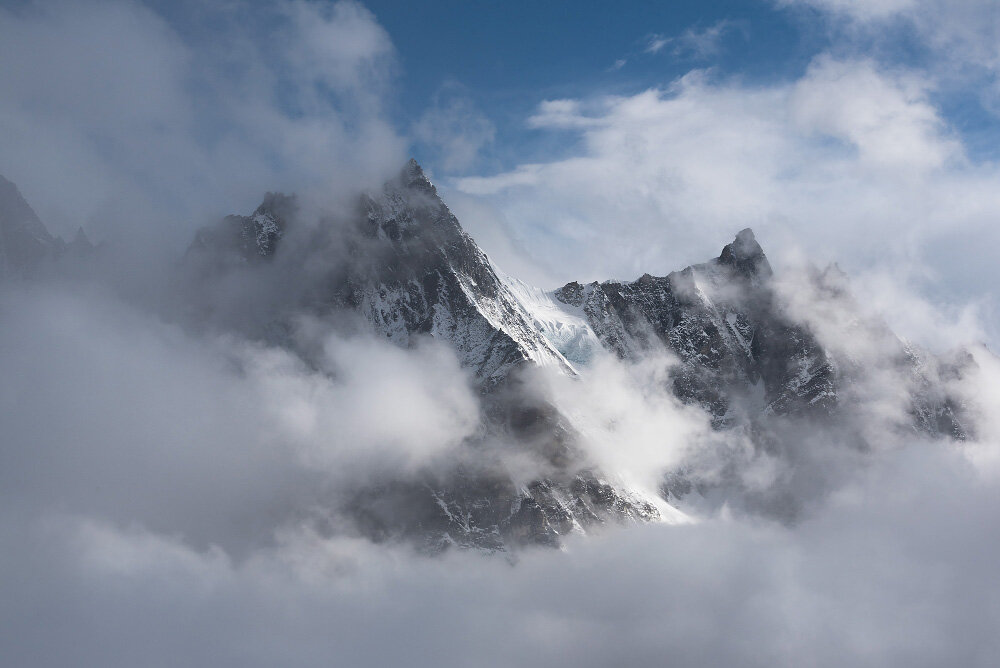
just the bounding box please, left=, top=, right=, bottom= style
left=3, top=260, right=999, bottom=666
left=2, top=435, right=998, bottom=667
left=0, top=284, right=479, bottom=556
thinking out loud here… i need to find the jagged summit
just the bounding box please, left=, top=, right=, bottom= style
left=6, top=163, right=972, bottom=548
left=161, top=161, right=977, bottom=546
left=188, top=193, right=291, bottom=265
left=717, top=227, right=772, bottom=279
left=189, top=159, right=574, bottom=384
left=402, top=157, right=435, bottom=193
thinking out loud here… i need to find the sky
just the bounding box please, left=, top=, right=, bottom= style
left=3, top=1, right=1000, bottom=666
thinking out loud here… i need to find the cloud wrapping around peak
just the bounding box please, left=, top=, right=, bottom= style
left=3, top=437, right=1000, bottom=667
left=3, top=2, right=1000, bottom=665
left=0, top=284, right=479, bottom=555
left=452, top=56, right=1000, bottom=348
left=0, top=0, right=407, bottom=250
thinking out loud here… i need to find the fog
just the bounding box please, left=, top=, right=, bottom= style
left=2, top=433, right=999, bottom=667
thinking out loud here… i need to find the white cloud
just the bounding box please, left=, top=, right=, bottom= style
left=645, top=34, right=670, bottom=54
left=0, top=0, right=406, bottom=252
left=540, top=352, right=712, bottom=492
left=782, top=0, right=917, bottom=21
left=779, top=0, right=1000, bottom=105
left=644, top=20, right=738, bottom=59
left=0, top=284, right=478, bottom=553
left=790, top=56, right=961, bottom=171
left=4, top=434, right=1000, bottom=667
left=452, top=58, right=1000, bottom=349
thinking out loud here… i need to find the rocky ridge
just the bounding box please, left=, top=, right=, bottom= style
left=2, top=162, right=973, bottom=550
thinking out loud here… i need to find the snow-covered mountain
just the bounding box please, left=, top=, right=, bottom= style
left=3, top=163, right=973, bottom=550
left=186, top=160, right=971, bottom=545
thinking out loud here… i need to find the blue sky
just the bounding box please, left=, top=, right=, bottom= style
left=361, top=0, right=998, bottom=168
left=368, top=0, right=816, bottom=166
left=1, top=0, right=1000, bottom=346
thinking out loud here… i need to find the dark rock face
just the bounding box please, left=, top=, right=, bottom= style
left=335, top=165, right=670, bottom=550
left=348, top=160, right=572, bottom=385
left=348, top=465, right=661, bottom=553
left=555, top=229, right=836, bottom=424
left=189, top=193, right=291, bottom=266
left=554, top=228, right=967, bottom=436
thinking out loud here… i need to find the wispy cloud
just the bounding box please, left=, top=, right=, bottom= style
left=778, top=0, right=1000, bottom=106
left=643, top=20, right=740, bottom=59
left=645, top=34, right=671, bottom=54
left=454, top=57, right=999, bottom=347
left=412, top=83, right=496, bottom=171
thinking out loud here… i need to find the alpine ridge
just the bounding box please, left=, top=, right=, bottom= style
left=187, top=160, right=971, bottom=543
left=2, top=162, right=974, bottom=550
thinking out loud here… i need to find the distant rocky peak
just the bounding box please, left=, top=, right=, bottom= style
left=69, top=226, right=94, bottom=254
left=553, top=280, right=590, bottom=307
left=362, top=159, right=461, bottom=245
left=402, top=157, right=436, bottom=194
left=245, top=192, right=294, bottom=258
left=186, top=192, right=292, bottom=266
left=0, top=174, right=65, bottom=277
left=254, top=192, right=297, bottom=223
left=717, top=227, right=772, bottom=279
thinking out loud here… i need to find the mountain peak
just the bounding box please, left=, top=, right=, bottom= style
left=0, top=174, right=50, bottom=237
left=718, top=227, right=772, bottom=279
left=402, top=158, right=434, bottom=193
left=70, top=226, right=94, bottom=253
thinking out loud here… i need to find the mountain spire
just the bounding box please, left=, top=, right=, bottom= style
left=718, top=227, right=772, bottom=279
left=402, top=158, right=435, bottom=193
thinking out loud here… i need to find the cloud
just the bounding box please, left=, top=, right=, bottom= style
left=3, top=3, right=1000, bottom=665
left=645, top=34, right=671, bottom=54
left=3, top=435, right=1000, bottom=667
left=778, top=0, right=1000, bottom=106
left=0, top=283, right=479, bottom=555
left=644, top=20, right=738, bottom=59
left=540, top=352, right=712, bottom=493
left=452, top=57, right=1000, bottom=348
left=412, top=84, right=496, bottom=171
left=780, top=0, right=917, bottom=21
left=790, top=56, right=961, bottom=171
left=0, top=0, right=406, bottom=252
